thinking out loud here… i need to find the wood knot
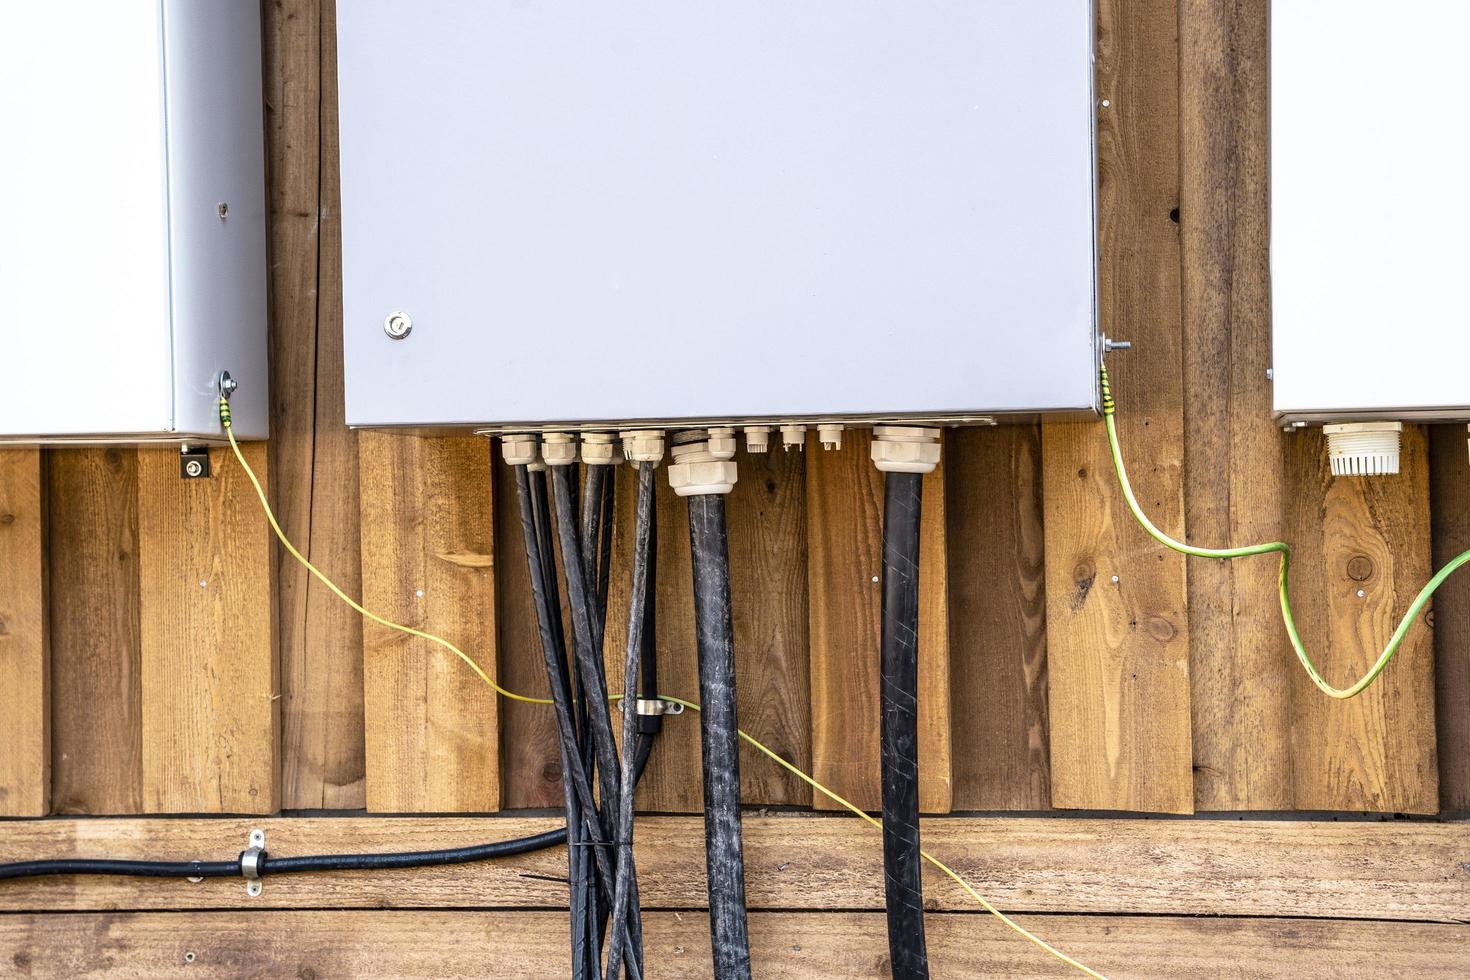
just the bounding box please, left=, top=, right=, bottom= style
left=0, top=513, right=14, bottom=525
left=542, top=761, right=563, bottom=783
left=1346, top=555, right=1375, bottom=582
left=1144, top=616, right=1176, bottom=643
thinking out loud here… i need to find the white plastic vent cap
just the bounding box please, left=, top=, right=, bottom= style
left=1323, top=421, right=1402, bottom=477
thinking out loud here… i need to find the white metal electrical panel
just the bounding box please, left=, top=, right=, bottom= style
left=337, top=1, right=1099, bottom=431
left=0, top=1, right=268, bottom=445
left=1271, top=0, right=1470, bottom=425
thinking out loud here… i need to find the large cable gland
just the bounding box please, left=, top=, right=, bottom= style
left=668, top=429, right=738, bottom=497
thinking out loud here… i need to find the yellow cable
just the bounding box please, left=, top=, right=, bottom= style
left=221, top=399, right=1105, bottom=979
left=222, top=409, right=548, bottom=706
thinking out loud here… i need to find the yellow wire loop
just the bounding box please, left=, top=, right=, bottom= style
left=1101, top=364, right=1470, bottom=700
left=221, top=396, right=1105, bottom=978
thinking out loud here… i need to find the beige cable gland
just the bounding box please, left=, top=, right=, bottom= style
left=620, top=429, right=666, bottom=464
left=707, top=427, right=738, bottom=460
left=817, top=424, right=844, bottom=451
left=1324, top=421, right=1402, bottom=476
left=780, top=424, right=807, bottom=452
left=541, top=432, right=578, bottom=467
left=501, top=433, right=539, bottom=467
left=744, top=426, right=773, bottom=454
left=580, top=432, right=617, bottom=466
left=871, top=425, right=942, bottom=474
left=668, top=438, right=738, bottom=496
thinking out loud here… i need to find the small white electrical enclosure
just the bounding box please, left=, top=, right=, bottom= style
left=0, top=2, right=268, bottom=445
left=337, top=1, right=1099, bottom=431
left=1271, top=0, right=1470, bottom=426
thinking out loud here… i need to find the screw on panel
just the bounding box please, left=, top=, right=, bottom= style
left=384, top=312, right=413, bottom=339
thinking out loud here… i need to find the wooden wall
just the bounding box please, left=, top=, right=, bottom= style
left=2, top=0, right=1469, bottom=975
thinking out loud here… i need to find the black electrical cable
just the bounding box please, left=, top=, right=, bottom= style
left=520, top=465, right=641, bottom=980
left=686, top=491, right=752, bottom=980
left=605, top=460, right=656, bottom=980
left=0, top=828, right=569, bottom=883
left=0, top=859, right=240, bottom=881
left=550, top=465, right=624, bottom=839
left=636, top=499, right=662, bottom=739
left=879, top=470, right=930, bottom=980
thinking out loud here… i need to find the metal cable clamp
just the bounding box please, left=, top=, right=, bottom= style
left=622, top=698, right=684, bottom=717
left=241, top=828, right=265, bottom=897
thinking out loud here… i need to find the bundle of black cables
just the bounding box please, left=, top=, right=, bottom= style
left=515, top=457, right=660, bottom=980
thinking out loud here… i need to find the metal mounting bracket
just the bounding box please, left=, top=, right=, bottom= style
left=180, top=446, right=211, bottom=480
left=241, top=828, right=265, bottom=897
left=624, top=698, right=685, bottom=717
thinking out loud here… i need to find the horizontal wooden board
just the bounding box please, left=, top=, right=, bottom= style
left=1, top=816, right=1464, bottom=923
left=2, top=910, right=1466, bottom=979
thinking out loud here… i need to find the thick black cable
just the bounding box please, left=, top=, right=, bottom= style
left=686, top=492, right=752, bottom=980
left=605, top=461, right=655, bottom=980
left=550, top=466, right=624, bottom=837
left=879, top=470, right=930, bottom=980
left=520, top=466, right=640, bottom=980
left=0, top=859, right=239, bottom=881
left=259, top=829, right=568, bottom=874
left=0, top=829, right=569, bottom=883
left=524, top=465, right=598, bottom=980
left=636, top=498, right=662, bottom=738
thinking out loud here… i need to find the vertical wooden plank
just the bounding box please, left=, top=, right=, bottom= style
left=358, top=433, right=499, bottom=812
left=493, top=452, right=563, bottom=810
left=138, top=445, right=277, bottom=814
left=0, top=450, right=48, bottom=817
left=946, top=426, right=1050, bottom=811
left=606, top=463, right=702, bottom=813
left=807, top=430, right=951, bottom=813
left=47, top=449, right=142, bottom=815
left=1041, top=0, right=1195, bottom=813
left=1430, top=424, right=1470, bottom=810
left=266, top=0, right=367, bottom=812
left=725, top=447, right=812, bottom=805
left=1178, top=0, right=1294, bottom=811
left=1284, top=428, right=1439, bottom=813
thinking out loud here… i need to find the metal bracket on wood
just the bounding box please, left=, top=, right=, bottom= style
left=180, top=446, right=211, bottom=480
left=241, top=828, right=265, bottom=897
left=623, top=698, right=685, bottom=717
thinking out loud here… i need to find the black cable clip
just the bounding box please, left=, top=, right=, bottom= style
left=240, top=829, right=265, bottom=897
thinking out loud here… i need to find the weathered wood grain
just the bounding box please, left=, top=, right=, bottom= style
left=1430, top=424, right=1470, bottom=810
left=946, top=425, right=1050, bottom=810
left=1178, top=0, right=1295, bottom=811
left=1041, top=0, right=1195, bottom=814
left=1, top=815, right=1465, bottom=923
left=1283, top=428, right=1439, bottom=812
left=4, top=911, right=1466, bottom=980
left=137, top=445, right=277, bottom=814
left=0, top=449, right=48, bottom=817
left=264, top=0, right=367, bottom=812
left=726, top=446, right=812, bottom=805
left=46, top=449, right=142, bottom=815
left=357, top=433, right=499, bottom=812
left=807, top=429, right=952, bottom=813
